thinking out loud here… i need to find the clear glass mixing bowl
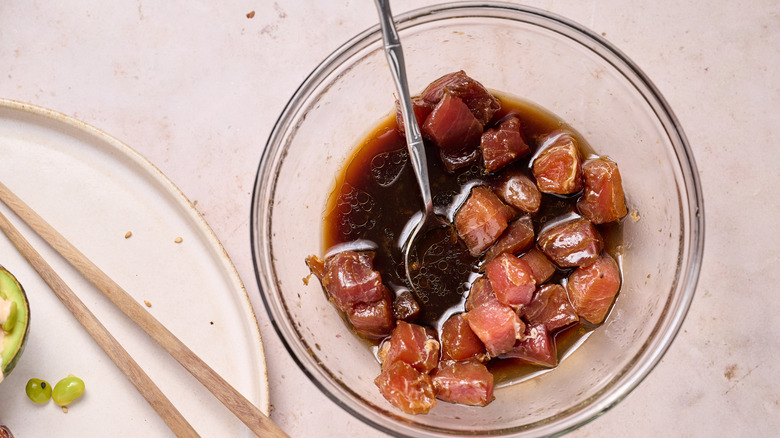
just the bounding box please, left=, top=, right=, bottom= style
left=251, top=3, right=704, bottom=436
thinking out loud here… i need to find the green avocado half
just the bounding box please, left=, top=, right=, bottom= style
left=0, top=265, right=30, bottom=381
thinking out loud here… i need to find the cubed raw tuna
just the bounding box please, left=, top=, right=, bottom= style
left=494, top=170, right=542, bottom=214
left=537, top=217, right=603, bottom=268
left=438, top=146, right=481, bottom=173
left=420, top=70, right=501, bottom=126
left=393, top=290, right=421, bottom=321
left=455, top=186, right=515, bottom=256
left=440, top=314, right=486, bottom=362
left=422, top=91, right=483, bottom=151
left=319, top=251, right=386, bottom=312
left=566, top=253, right=621, bottom=324
left=465, top=276, right=500, bottom=312
left=483, top=215, right=535, bottom=264
left=577, top=157, right=628, bottom=224
left=532, top=131, right=583, bottom=195
left=305, top=254, right=327, bottom=280
left=464, top=299, right=525, bottom=357
left=382, top=321, right=440, bottom=374
left=519, top=248, right=556, bottom=284
left=523, top=284, right=579, bottom=332
left=501, top=323, right=556, bottom=367
left=481, top=117, right=531, bottom=172
left=375, top=360, right=437, bottom=415
left=395, top=97, right=434, bottom=134
left=348, top=289, right=396, bottom=339
left=485, top=253, right=536, bottom=309
left=432, top=360, right=494, bottom=406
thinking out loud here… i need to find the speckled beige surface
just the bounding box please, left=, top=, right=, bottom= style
left=1, top=1, right=778, bottom=436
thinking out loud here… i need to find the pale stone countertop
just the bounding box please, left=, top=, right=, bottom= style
left=1, top=1, right=778, bottom=436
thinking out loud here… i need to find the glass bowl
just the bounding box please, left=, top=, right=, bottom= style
left=250, top=2, right=704, bottom=437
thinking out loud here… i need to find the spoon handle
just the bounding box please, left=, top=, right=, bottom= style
left=374, top=0, right=434, bottom=216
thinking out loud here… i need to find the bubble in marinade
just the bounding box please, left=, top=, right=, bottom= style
left=335, top=182, right=379, bottom=240
left=371, top=148, right=409, bottom=187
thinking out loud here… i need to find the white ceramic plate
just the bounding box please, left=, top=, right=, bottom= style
left=0, top=99, right=269, bottom=436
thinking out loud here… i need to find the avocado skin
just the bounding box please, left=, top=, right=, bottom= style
left=1, top=265, right=30, bottom=379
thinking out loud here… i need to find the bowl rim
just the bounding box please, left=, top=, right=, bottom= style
left=250, top=1, right=705, bottom=436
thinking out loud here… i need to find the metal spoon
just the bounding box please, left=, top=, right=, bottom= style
left=373, top=0, right=453, bottom=301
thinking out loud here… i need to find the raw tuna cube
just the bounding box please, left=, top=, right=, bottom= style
left=393, top=290, right=421, bottom=321
left=483, top=215, right=535, bottom=264
left=455, top=186, right=515, bottom=256
left=532, top=131, right=583, bottom=195
left=464, top=299, right=525, bottom=357
left=485, top=253, right=536, bottom=309
left=481, top=117, right=531, bottom=172
left=519, top=248, right=556, bottom=284
left=523, top=284, right=579, bottom=332
left=395, top=97, right=434, bottom=134
left=320, top=251, right=385, bottom=311
left=465, top=276, right=500, bottom=312
left=305, top=254, right=327, bottom=280
left=567, top=253, right=621, bottom=324
left=537, top=217, right=603, bottom=268
left=375, top=360, right=437, bottom=415
left=382, top=321, right=440, bottom=374
left=494, top=170, right=542, bottom=214
left=422, top=92, right=483, bottom=151
left=432, top=360, right=494, bottom=406
left=577, top=157, right=628, bottom=224
left=440, top=314, right=486, bottom=362
left=501, top=323, right=557, bottom=367
left=420, top=70, right=501, bottom=126
left=348, top=289, right=396, bottom=339
left=438, top=146, right=481, bottom=173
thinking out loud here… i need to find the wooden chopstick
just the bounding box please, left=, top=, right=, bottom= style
left=0, top=209, right=200, bottom=437
left=0, top=181, right=289, bottom=438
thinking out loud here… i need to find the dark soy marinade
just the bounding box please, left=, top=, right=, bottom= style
left=322, top=93, right=621, bottom=384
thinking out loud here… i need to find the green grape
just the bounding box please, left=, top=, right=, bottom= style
left=25, top=378, right=52, bottom=404
left=52, top=375, right=85, bottom=406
